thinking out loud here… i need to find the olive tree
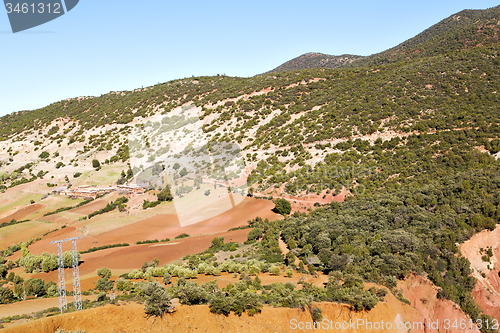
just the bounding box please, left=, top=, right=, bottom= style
left=142, top=281, right=175, bottom=322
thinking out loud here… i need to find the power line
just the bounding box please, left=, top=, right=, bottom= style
left=50, top=236, right=83, bottom=313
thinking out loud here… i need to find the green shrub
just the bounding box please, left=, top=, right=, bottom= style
left=209, top=291, right=232, bottom=316
left=163, top=273, right=171, bottom=285
left=97, top=267, right=112, bottom=280
left=175, top=233, right=190, bottom=239
left=95, top=278, right=113, bottom=292
left=269, top=266, right=281, bottom=276
left=309, top=306, right=323, bottom=322
left=39, top=151, right=49, bottom=159
left=273, top=198, right=291, bottom=215
left=142, top=282, right=174, bottom=319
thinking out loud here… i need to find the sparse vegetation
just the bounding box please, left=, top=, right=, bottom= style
left=80, top=243, right=130, bottom=254
left=88, top=197, right=128, bottom=219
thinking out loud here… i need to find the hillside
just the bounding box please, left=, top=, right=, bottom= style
left=1, top=4, right=500, bottom=333
left=267, top=52, right=363, bottom=73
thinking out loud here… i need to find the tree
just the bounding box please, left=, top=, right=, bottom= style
left=211, top=237, right=224, bottom=248
left=179, top=168, right=188, bottom=177
left=175, top=281, right=209, bottom=305
left=273, top=198, right=291, bottom=215
left=0, top=287, right=14, bottom=304
left=285, top=251, right=296, bottom=266
left=116, top=278, right=132, bottom=292
left=204, top=190, right=211, bottom=196
left=247, top=228, right=263, bottom=241
left=47, top=284, right=58, bottom=297
left=38, top=151, right=49, bottom=159
left=309, top=306, right=323, bottom=322
left=28, top=278, right=46, bottom=296
left=232, top=290, right=263, bottom=316
left=194, top=177, right=203, bottom=189
left=209, top=291, right=232, bottom=315
left=92, top=159, right=100, bottom=168
left=97, top=267, right=112, bottom=280
left=95, top=278, right=113, bottom=292
left=269, top=265, right=281, bottom=276
left=157, top=186, right=173, bottom=202
left=0, top=265, right=7, bottom=278
left=163, top=273, right=171, bottom=285
left=142, top=281, right=175, bottom=321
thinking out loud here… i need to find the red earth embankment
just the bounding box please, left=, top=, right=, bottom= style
left=460, top=225, right=500, bottom=321
left=399, top=274, right=480, bottom=333
left=1, top=290, right=428, bottom=333
left=2, top=273, right=484, bottom=332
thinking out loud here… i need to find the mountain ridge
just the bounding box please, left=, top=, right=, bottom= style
left=266, top=52, right=363, bottom=73
left=268, top=5, right=500, bottom=72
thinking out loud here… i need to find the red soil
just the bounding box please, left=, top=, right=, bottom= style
left=31, top=229, right=251, bottom=290
left=5, top=274, right=482, bottom=333
left=2, top=272, right=484, bottom=332
left=257, top=187, right=349, bottom=213
left=68, top=199, right=109, bottom=215
left=1, top=294, right=425, bottom=333
left=27, top=197, right=280, bottom=256
left=0, top=295, right=96, bottom=318
left=0, top=204, right=46, bottom=223
left=39, top=214, right=71, bottom=224
left=460, top=225, right=500, bottom=321
left=399, top=274, right=480, bottom=333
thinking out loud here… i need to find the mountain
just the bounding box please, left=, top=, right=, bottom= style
left=352, top=5, right=500, bottom=67
left=267, top=52, right=363, bottom=73
left=269, top=5, right=500, bottom=72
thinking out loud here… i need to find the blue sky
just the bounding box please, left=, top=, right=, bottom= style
left=1, top=0, right=499, bottom=117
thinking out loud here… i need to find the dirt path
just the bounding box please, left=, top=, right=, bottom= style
left=278, top=233, right=300, bottom=266
left=0, top=295, right=96, bottom=318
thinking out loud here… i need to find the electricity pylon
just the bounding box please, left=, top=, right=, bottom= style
left=50, top=236, right=83, bottom=313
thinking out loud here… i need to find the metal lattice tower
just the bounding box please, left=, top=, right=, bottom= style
left=71, top=238, right=83, bottom=310
left=50, top=236, right=83, bottom=313
left=55, top=241, right=67, bottom=313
